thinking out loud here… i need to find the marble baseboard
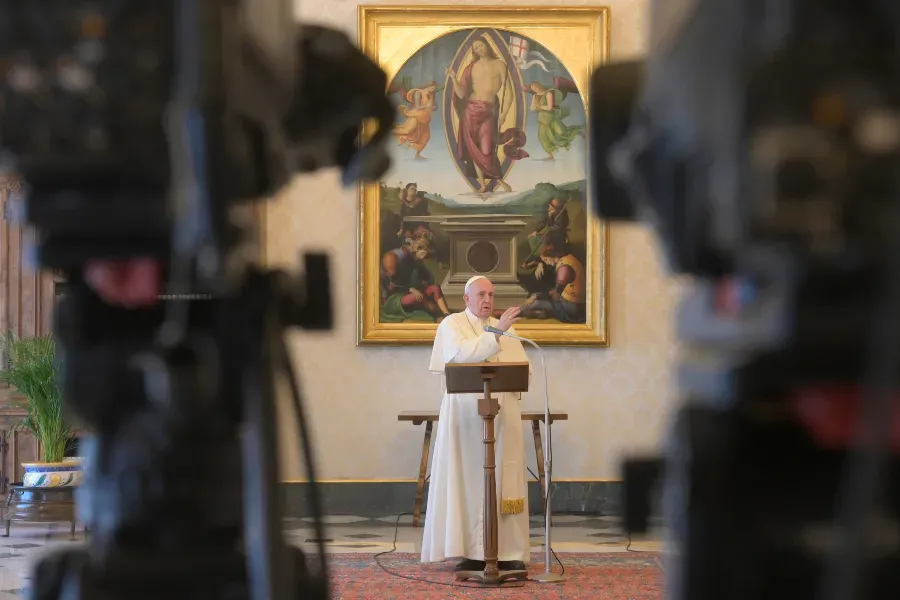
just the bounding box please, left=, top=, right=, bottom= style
left=282, top=480, right=622, bottom=519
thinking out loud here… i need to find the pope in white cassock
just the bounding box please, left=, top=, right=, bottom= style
left=421, top=275, right=531, bottom=573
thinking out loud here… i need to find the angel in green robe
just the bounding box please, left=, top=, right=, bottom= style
left=528, top=80, right=585, bottom=160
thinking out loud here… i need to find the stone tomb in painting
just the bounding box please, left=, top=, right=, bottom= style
left=416, top=214, right=531, bottom=311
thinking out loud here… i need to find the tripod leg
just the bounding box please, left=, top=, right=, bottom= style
left=29, top=547, right=86, bottom=600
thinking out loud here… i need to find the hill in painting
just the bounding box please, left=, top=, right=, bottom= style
left=379, top=180, right=588, bottom=247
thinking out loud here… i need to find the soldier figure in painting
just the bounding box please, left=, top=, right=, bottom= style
left=396, top=182, right=431, bottom=240
left=518, top=230, right=587, bottom=324
left=445, top=36, right=528, bottom=193
left=525, top=196, right=570, bottom=257
left=379, top=237, right=451, bottom=323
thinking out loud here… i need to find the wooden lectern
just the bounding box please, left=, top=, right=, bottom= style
left=444, top=361, right=530, bottom=585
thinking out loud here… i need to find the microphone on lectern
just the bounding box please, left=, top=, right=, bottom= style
left=483, top=324, right=510, bottom=337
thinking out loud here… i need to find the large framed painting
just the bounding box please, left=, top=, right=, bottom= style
left=358, top=6, right=610, bottom=346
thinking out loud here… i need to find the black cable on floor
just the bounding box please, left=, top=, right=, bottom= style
left=626, top=532, right=645, bottom=552
left=373, top=513, right=528, bottom=590
left=550, top=545, right=566, bottom=575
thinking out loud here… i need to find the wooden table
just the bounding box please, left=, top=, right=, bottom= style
left=398, top=409, right=568, bottom=527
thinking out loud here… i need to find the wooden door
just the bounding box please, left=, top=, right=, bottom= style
left=0, top=174, right=57, bottom=348
left=0, top=175, right=56, bottom=489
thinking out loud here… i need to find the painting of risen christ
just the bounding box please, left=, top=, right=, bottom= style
left=444, top=30, right=528, bottom=195
left=361, top=10, right=607, bottom=346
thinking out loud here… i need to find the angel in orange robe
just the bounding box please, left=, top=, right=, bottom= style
left=392, top=81, right=439, bottom=159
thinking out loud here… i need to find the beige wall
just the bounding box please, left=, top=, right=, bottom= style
left=269, top=0, right=680, bottom=482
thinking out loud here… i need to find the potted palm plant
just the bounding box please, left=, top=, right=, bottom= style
left=0, top=332, right=81, bottom=487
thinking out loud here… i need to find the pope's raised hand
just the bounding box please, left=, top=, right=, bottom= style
left=496, top=306, right=522, bottom=332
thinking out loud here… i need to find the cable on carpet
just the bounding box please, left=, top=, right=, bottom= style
left=373, top=513, right=568, bottom=590
left=550, top=544, right=566, bottom=576
left=373, top=513, right=524, bottom=589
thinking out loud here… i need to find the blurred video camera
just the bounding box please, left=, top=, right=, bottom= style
left=0, top=1, right=394, bottom=599
left=590, top=1, right=900, bottom=599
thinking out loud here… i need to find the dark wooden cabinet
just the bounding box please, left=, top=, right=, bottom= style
left=0, top=400, right=38, bottom=493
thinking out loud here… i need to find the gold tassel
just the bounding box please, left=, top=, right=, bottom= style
left=500, top=497, right=525, bottom=515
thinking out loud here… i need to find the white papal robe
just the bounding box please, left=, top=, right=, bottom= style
left=420, top=309, right=531, bottom=564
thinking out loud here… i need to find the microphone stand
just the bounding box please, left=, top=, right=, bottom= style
left=484, top=326, right=565, bottom=583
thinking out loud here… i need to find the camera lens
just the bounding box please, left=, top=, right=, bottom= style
left=588, top=59, right=644, bottom=221
left=775, top=158, right=824, bottom=201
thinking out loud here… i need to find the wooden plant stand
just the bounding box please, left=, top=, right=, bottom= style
left=3, top=485, right=79, bottom=540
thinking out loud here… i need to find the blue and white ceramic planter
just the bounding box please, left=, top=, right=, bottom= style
left=22, top=459, right=83, bottom=488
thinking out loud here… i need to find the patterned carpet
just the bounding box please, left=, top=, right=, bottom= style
left=327, top=551, right=663, bottom=599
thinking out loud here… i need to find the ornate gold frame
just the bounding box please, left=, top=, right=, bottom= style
left=357, top=5, right=611, bottom=346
